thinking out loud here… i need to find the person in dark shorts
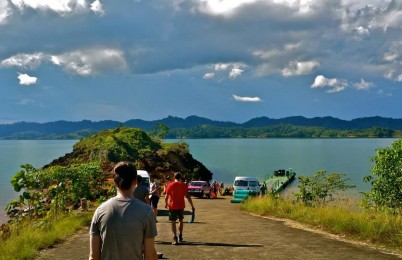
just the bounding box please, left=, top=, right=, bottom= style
left=164, top=172, right=195, bottom=245
left=149, top=174, right=160, bottom=222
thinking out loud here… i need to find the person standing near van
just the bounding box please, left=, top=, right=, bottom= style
left=165, top=172, right=195, bottom=245
left=134, top=175, right=150, bottom=204
left=149, top=174, right=160, bottom=222
left=89, top=161, right=157, bottom=260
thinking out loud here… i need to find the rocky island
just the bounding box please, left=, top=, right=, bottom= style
left=44, top=127, right=213, bottom=182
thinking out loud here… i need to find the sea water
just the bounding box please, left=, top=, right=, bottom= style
left=0, top=138, right=398, bottom=223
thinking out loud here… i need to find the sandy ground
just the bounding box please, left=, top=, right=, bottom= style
left=37, top=196, right=401, bottom=260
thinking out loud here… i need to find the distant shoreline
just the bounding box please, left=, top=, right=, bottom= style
left=1, top=115, right=402, bottom=140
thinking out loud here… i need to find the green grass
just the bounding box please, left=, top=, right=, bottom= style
left=241, top=196, right=402, bottom=253
left=0, top=212, right=93, bottom=260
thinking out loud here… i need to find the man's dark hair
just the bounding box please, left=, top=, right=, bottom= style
left=113, top=161, right=137, bottom=190
left=137, top=175, right=143, bottom=183
left=174, top=172, right=181, bottom=180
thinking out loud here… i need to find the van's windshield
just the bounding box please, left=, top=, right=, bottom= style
left=249, top=181, right=259, bottom=187
left=234, top=180, right=248, bottom=186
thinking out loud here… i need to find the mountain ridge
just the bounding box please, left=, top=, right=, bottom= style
left=1, top=115, right=402, bottom=139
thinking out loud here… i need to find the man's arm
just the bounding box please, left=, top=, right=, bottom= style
left=185, top=192, right=195, bottom=210
left=165, top=193, right=170, bottom=208
left=89, top=235, right=101, bottom=260
left=146, top=192, right=150, bottom=204
left=144, top=237, right=158, bottom=260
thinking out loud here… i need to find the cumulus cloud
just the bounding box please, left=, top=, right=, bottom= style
left=282, top=60, right=320, bottom=77
left=9, top=0, right=103, bottom=15
left=204, top=63, right=246, bottom=80
left=50, top=48, right=127, bottom=76
left=193, top=0, right=258, bottom=15
left=0, top=0, right=12, bottom=25
left=192, top=0, right=318, bottom=15
left=17, top=73, right=38, bottom=85
left=339, top=1, right=402, bottom=34
left=0, top=53, right=47, bottom=69
left=353, top=78, right=374, bottom=90
left=229, top=65, right=244, bottom=79
left=311, top=75, right=348, bottom=93
left=1, top=48, right=127, bottom=76
left=213, top=63, right=229, bottom=71
left=203, top=72, right=214, bottom=79
left=233, top=94, right=262, bottom=102
left=90, top=0, right=104, bottom=15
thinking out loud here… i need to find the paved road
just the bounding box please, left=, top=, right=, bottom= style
left=38, top=197, right=401, bottom=260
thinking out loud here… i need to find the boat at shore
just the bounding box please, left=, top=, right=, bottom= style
left=264, top=168, right=296, bottom=194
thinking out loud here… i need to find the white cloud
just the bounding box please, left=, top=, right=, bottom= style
left=282, top=60, right=320, bottom=77
left=354, top=26, right=370, bottom=37
left=383, top=41, right=402, bottom=62
left=340, top=1, right=402, bottom=34
left=193, top=0, right=318, bottom=15
left=252, top=49, right=280, bottom=60
left=17, top=73, right=38, bottom=85
left=233, top=94, right=262, bottom=102
left=253, top=42, right=301, bottom=61
left=229, top=65, right=244, bottom=79
left=206, top=63, right=246, bottom=80
left=311, top=75, right=348, bottom=93
left=90, top=0, right=104, bottom=15
left=0, top=52, right=47, bottom=69
left=213, top=63, right=229, bottom=71
left=272, top=0, right=317, bottom=13
left=203, top=72, right=214, bottom=79
left=50, top=48, right=127, bottom=76
left=9, top=0, right=102, bottom=15
left=195, top=0, right=258, bottom=15
left=0, top=0, right=12, bottom=25
left=353, top=78, right=374, bottom=90
left=1, top=48, right=127, bottom=76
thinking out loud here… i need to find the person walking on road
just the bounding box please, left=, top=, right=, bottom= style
left=89, top=161, right=158, bottom=260
left=165, top=172, right=195, bottom=245
left=149, top=174, right=160, bottom=222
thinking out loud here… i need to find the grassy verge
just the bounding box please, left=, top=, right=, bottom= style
left=241, top=196, right=402, bottom=253
left=0, top=211, right=93, bottom=260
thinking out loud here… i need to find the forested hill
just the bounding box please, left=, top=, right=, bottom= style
left=1, top=115, right=402, bottom=139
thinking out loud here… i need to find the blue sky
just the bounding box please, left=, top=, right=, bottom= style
left=0, top=0, right=401, bottom=123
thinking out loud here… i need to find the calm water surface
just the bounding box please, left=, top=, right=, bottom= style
left=0, top=140, right=76, bottom=223
left=0, top=138, right=398, bottom=223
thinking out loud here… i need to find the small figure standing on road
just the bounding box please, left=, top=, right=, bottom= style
left=260, top=182, right=267, bottom=197
left=219, top=182, right=225, bottom=195
left=89, top=161, right=158, bottom=260
left=149, top=174, right=160, bottom=222
left=165, top=172, right=195, bottom=245
left=133, top=175, right=150, bottom=204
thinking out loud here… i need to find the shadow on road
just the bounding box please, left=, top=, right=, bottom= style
left=155, top=241, right=263, bottom=248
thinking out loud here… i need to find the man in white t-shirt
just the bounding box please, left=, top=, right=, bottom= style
left=149, top=174, right=160, bottom=222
